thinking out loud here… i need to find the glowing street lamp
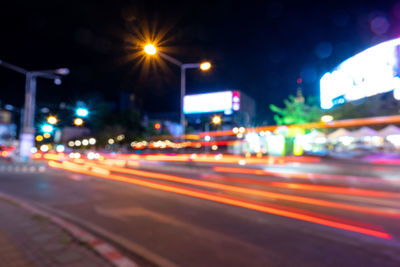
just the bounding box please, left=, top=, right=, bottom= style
left=212, top=115, right=221, bottom=125
left=144, top=44, right=157, bottom=55
left=200, top=62, right=211, bottom=71
left=143, top=43, right=211, bottom=136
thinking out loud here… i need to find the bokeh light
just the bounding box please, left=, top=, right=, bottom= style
left=370, top=16, right=390, bottom=35
left=315, top=42, right=333, bottom=59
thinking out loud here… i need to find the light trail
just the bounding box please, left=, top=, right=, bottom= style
left=213, top=166, right=400, bottom=185
left=139, top=153, right=318, bottom=165
left=78, top=160, right=400, bottom=218
left=199, top=114, right=400, bottom=137
left=203, top=176, right=400, bottom=198
left=47, top=160, right=392, bottom=239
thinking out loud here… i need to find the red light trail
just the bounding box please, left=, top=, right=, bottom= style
left=48, top=160, right=392, bottom=239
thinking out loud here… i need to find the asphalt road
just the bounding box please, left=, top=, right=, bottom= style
left=0, top=158, right=400, bottom=267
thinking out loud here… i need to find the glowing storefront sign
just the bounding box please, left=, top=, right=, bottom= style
left=320, top=38, right=400, bottom=109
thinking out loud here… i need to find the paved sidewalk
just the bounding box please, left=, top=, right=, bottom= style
left=0, top=197, right=113, bottom=267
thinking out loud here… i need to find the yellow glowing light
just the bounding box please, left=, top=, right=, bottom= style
left=144, top=44, right=157, bottom=55
left=212, top=115, right=221, bottom=125
left=43, top=133, right=51, bottom=139
left=47, top=116, right=58, bottom=125
left=321, top=115, right=334, bottom=123
left=36, top=135, right=43, bottom=142
left=200, top=62, right=211, bottom=71
left=74, top=118, right=83, bottom=126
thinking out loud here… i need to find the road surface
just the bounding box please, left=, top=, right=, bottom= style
left=0, top=157, right=399, bottom=267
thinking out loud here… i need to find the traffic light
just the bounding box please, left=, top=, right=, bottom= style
left=154, top=123, right=161, bottom=130
left=47, top=116, right=58, bottom=125
left=41, top=124, right=54, bottom=133
left=76, top=108, right=89, bottom=117
left=74, top=118, right=84, bottom=126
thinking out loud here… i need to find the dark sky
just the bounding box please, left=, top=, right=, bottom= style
left=1, top=0, right=399, bottom=122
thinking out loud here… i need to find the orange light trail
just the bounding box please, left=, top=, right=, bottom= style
left=205, top=176, right=400, bottom=198
left=199, top=114, right=400, bottom=137
left=137, top=153, right=319, bottom=165
left=79, top=160, right=400, bottom=218
left=47, top=160, right=392, bottom=239
left=147, top=140, right=243, bottom=149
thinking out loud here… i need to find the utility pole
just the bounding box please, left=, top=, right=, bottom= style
left=0, top=60, right=69, bottom=161
left=19, top=72, right=37, bottom=160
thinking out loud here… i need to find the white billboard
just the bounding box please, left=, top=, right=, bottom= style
left=320, top=38, right=400, bottom=109
left=183, top=91, right=240, bottom=114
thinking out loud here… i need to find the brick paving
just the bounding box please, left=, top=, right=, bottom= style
left=0, top=197, right=113, bottom=267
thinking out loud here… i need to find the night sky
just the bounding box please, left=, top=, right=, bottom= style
left=1, top=0, right=399, bottom=123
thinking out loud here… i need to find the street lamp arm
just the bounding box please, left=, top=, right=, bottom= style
left=0, top=59, right=27, bottom=75
left=182, top=63, right=201, bottom=70
left=31, top=71, right=61, bottom=80
left=158, top=52, right=183, bottom=67
left=33, top=68, right=70, bottom=76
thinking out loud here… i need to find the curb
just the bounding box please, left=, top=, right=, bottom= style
left=0, top=192, right=138, bottom=267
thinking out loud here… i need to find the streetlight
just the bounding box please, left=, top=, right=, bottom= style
left=200, top=62, right=211, bottom=71
left=144, top=44, right=157, bottom=55
left=0, top=59, right=69, bottom=161
left=143, top=43, right=211, bottom=137
left=212, top=115, right=222, bottom=125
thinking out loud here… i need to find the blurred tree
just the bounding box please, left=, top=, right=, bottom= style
left=92, top=102, right=144, bottom=146
left=270, top=90, right=322, bottom=125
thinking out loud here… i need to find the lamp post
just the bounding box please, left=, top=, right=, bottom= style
left=143, top=44, right=211, bottom=137
left=0, top=60, right=69, bottom=161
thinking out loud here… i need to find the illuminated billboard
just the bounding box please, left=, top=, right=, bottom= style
left=183, top=91, right=240, bottom=114
left=320, top=38, right=400, bottom=109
